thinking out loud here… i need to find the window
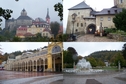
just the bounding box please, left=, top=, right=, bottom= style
left=108, top=17, right=111, bottom=21
left=81, top=23, right=83, bottom=27
left=46, top=33, right=48, bottom=36
left=81, top=15, right=83, bottom=19
left=77, top=23, right=79, bottom=27
left=43, top=33, right=45, bottom=36
left=120, top=0, right=123, bottom=3
left=100, top=17, right=103, bottom=21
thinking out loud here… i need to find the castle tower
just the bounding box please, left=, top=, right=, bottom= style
left=46, top=8, right=50, bottom=24
left=114, top=0, right=126, bottom=8
left=21, top=9, right=27, bottom=16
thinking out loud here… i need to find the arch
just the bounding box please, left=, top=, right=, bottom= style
left=87, top=24, right=96, bottom=34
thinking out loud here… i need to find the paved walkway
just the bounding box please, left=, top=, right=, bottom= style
left=76, top=34, right=118, bottom=42
left=0, top=71, right=63, bottom=84
left=63, top=71, right=126, bottom=84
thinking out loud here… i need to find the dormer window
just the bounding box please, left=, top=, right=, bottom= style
left=108, top=10, right=110, bottom=14
left=115, top=10, right=117, bottom=13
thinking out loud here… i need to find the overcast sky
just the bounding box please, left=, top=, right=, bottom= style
left=0, top=0, right=62, bottom=28
left=0, top=42, right=125, bottom=57
left=0, top=42, right=48, bottom=54
left=63, top=42, right=126, bottom=57
left=63, top=0, right=114, bottom=33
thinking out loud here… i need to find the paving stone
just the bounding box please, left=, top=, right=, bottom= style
left=76, top=34, right=118, bottom=42
left=86, top=79, right=102, bottom=84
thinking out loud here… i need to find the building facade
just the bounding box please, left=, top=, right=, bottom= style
left=16, top=25, right=52, bottom=38
left=66, top=0, right=125, bottom=34
left=5, top=8, right=50, bottom=32
left=5, top=42, right=63, bottom=72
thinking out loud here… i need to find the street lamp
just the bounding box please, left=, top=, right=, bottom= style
left=72, top=13, right=77, bottom=35
left=100, top=22, right=103, bottom=36
left=85, top=22, right=86, bottom=33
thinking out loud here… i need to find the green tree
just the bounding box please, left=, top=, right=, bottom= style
left=50, top=21, right=60, bottom=38
left=0, top=7, right=13, bottom=28
left=114, top=52, right=126, bottom=67
left=63, top=50, right=74, bottom=68
left=54, top=1, right=63, bottom=21
left=87, top=57, right=97, bottom=67
left=122, top=43, right=126, bottom=60
left=113, top=9, right=126, bottom=32
left=11, top=36, right=21, bottom=42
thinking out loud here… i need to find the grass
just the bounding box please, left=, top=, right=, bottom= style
left=102, top=66, right=118, bottom=70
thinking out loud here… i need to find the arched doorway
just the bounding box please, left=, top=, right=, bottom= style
left=52, top=45, right=62, bottom=72
left=87, top=24, right=96, bottom=34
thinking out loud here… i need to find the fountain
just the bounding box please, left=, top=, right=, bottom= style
left=64, top=58, right=104, bottom=74
left=76, top=58, right=92, bottom=70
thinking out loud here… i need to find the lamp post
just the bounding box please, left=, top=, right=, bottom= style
left=71, top=13, right=77, bottom=41
left=100, top=22, right=103, bottom=36
left=85, top=22, right=86, bottom=34
left=71, top=13, right=77, bottom=35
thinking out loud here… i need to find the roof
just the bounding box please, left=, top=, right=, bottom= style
left=68, top=1, right=92, bottom=10
left=17, top=27, right=27, bottom=30
left=46, top=8, right=50, bottom=19
left=33, top=17, right=46, bottom=23
left=6, top=18, right=15, bottom=22
left=24, top=32, right=34, bottom=36
left=90, top=10, right=99, bottom=15
left=16, top=33, right=24, bottom=36
left=17, top=16, right=32, bottom=20
left=58, top=26, right=63, bottom=33
left=83, top=17, right=96, bottom=19
left=94, top=8, right=122, bottom=15
left=43, top=28, right=51, bottom=34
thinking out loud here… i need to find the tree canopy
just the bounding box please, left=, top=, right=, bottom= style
left=122, top=43, right=126, bottom=60
left=113, top=9, right=126, bottom=32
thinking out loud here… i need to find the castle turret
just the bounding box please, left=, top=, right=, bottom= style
left=21, top=9, right=27, bottom=16
left=46, top=8, right=50, bottom=24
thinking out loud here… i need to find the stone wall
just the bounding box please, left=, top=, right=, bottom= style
left=66, top=9, right=92, bottom=34
left=107, top=33, right=126, bottom=41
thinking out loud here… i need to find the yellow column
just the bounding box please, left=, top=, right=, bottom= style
left=47, top=54, right=52, bottom=71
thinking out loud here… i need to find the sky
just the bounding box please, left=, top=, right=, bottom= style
left=63, top=0, right=114, bottom=33
left=0, top=42, right=48, bottom=54
left=63, top=42, right=126, bottom=57
left=0, top=0, right=62, bottom=28
left=0, top=42, right=125, bottom=57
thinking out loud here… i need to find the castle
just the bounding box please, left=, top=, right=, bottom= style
left=5, top=8, right=50, bottom=31
left=66, top=0, right=126, bottom=34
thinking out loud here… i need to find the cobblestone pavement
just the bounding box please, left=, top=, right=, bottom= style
left=76, top=34, right=118, bottom=42
left=0, top=71, right=63, bottom=84
left=63, top=71, right=126, bottom=84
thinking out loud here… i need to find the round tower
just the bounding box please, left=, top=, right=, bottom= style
left=46, top=8, right=50, bottom=24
